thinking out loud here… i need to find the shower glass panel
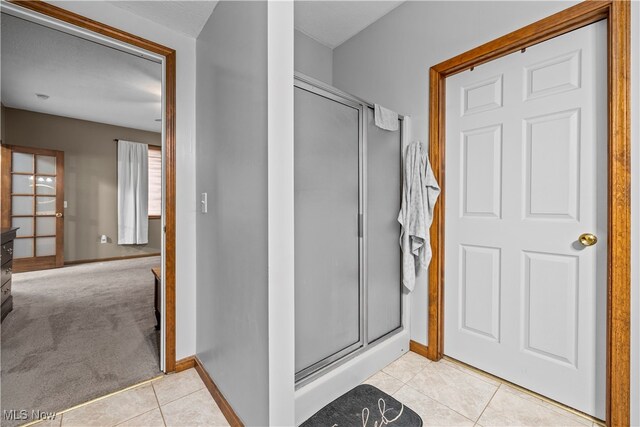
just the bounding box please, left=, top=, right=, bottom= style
left=294, top=75, right=404, bottom=383
left=294, top=85, right=362, bottom=378
left=366, top=107, right=402, bottom=342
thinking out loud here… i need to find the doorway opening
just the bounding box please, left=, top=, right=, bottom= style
left=0, top=1, right=177, bottom=423
left=443, top=19, right=607, bottom=418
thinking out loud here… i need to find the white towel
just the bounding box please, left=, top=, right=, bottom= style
left=374, top=104, right=399, bottom=131
left=397, top=141, right=440, bottom=291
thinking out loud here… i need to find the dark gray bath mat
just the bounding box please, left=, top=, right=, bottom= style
left=300, top=384, right=422, bottom=427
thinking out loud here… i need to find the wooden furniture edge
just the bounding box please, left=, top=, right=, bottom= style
left=193, top=356, right=244, bottom=427
left=409, top=340, right=429, bottom=359
left=64, top=253, right=161, bottom=266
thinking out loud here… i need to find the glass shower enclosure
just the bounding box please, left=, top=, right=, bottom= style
left=294, top=74, right=403, bottom=383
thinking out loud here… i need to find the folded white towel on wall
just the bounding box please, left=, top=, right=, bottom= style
left=374, top=104, right=399, bottom=131
left=398, top=140, right=440, bottom=292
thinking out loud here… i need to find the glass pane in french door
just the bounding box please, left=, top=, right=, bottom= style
left=12, top=196, right=33, bottom=215
left=36, top=237, right=55, bottom=256
left=36, top=217, right=56, bottom=235
left=36, top=155, right=56, bottom=175
left=13, top=239, right=33, bottom=258
left=12, top=217, right=33, bottom=237
left=36, top=197, right=56, bottom=216
left=12, top=152, right=34, bottom=173
left=12, top=174, right=34, bottom=194
left=35, top=176, right=56, bottom=195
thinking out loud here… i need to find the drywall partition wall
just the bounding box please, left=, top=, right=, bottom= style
left=3, top=108, right=162, bottom=262
left=196, top=2, right=269, bottom=425
left=333, top=0, right=579, bottom=346
left=295, top=30, right=333, bottom=84
left=48, top=0, right=197, bottom=360
left=268, top=2, right=295, bottom=425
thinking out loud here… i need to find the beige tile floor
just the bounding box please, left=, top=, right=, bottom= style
left=364, top=352, right=601, bottom=427
left=31, top=368, right=229, bottom=427
left=31, top=352, right=601, bottom=427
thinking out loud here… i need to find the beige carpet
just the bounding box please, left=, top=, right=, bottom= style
left=1, top=256, right=161, bottom=426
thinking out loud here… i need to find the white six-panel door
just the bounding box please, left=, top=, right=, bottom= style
left=444, top=21, right=607, bottom=418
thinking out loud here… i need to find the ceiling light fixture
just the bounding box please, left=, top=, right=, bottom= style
left=35, top=93, right=50, bottom=100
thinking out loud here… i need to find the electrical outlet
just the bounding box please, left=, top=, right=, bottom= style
left=100, top=235, right=108, bottom=244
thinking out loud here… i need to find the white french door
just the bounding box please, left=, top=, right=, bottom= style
left=444, top=21, right=607, bottom=418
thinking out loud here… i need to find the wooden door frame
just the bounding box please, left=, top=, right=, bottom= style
left=1, top=145, right=65, bottom=271
left=4, top=0, right=178, bottom=373
left=426, top=0, right=630, bottom=425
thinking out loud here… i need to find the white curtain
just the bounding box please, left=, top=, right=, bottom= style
left=117, top=140, right=149, bottom=244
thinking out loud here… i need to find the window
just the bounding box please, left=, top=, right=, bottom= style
left=148, top=146, right=162, bottom=218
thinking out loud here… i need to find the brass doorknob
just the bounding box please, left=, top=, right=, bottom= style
left=579, top=233, right=598, bottom=247
left=55, top=212, right=63, bottom=218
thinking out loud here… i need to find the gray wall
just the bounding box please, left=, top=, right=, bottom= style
left=195, top=2, right=269, bottom=425
left=332, top=0, right=579, bottom=346
left=295, top=30, right=333, bottom=84
left=3, top=107, right=161, bottom=262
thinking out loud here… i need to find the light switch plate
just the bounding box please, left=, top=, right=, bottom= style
left=64, top=201, right=68, bottom=208
left=201, top=192, right=208, bottom=213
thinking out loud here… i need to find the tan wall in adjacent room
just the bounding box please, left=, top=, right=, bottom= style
left=3, top=107, right=162, bottom=262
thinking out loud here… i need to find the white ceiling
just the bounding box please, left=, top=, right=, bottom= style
left=108, top=1, right=219, bottom=38
left=295, top=1, right=404, bottom=49
left=1, top=14, right=162, bottom=132
left=106, top=1, right=399, bottom=48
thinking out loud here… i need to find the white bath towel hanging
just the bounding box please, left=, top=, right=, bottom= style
left=398, top=140, right=440, bottom=292
left=374, top=104, right=399, bottom=131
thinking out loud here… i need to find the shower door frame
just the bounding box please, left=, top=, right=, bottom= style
left=294, top=73, right=405, bottom=385
left=294, top=77, right=366, bottom=382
